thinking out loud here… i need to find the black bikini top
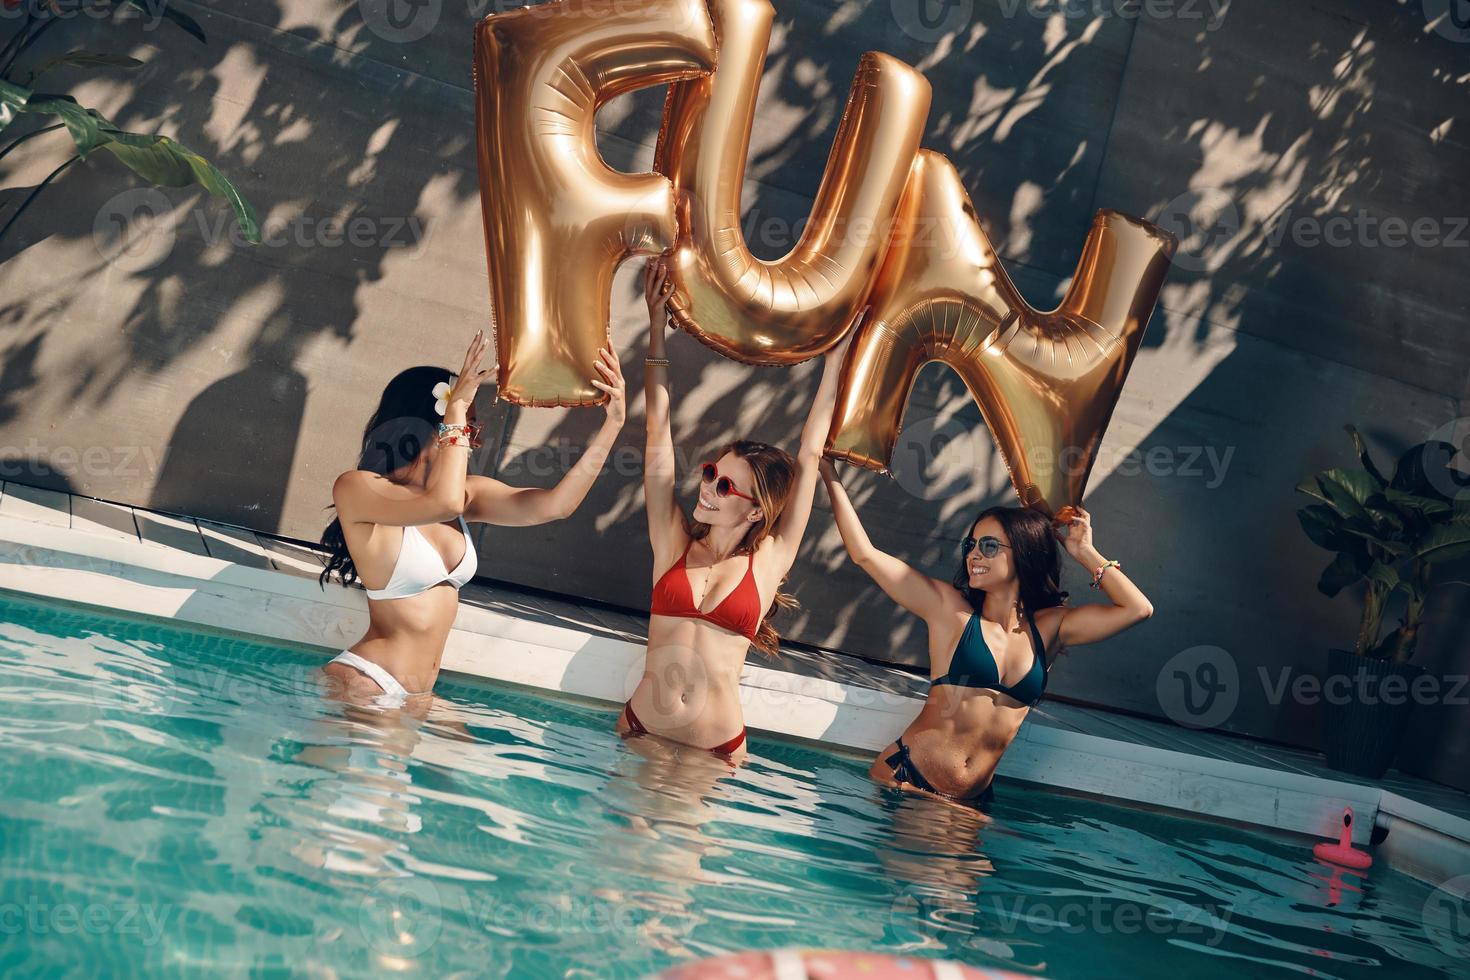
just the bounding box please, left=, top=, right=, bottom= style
left=930, top=607, right=1048, bottom=706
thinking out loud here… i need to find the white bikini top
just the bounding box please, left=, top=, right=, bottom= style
left=364, top=515, right=477, bottom=601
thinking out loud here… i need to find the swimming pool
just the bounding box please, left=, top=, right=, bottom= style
left=0, top=591, right=1462, bottom=978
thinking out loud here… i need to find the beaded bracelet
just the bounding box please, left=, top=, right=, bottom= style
left=437, top=422, right=469, bottom=437
left=1090, top=559, right=1121, bottom=589
left=437, top=432, right=473, bottom=449
left=645, top=357, right=669, bottom=367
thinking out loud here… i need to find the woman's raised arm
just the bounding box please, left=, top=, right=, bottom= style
left=1052, top=506, right=1154, bottom=647
left=820, top=457, right=952, bottom=624
left=641, top=257, right=683, bottom=559
left=465, top=342, right=626, bottom=526
left=766, top=324, right=858, bottom=569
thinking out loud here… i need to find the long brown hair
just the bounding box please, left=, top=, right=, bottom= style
left=951, top=506, right=1070, bottom=620
left=685, top=439, right=799, bottom=658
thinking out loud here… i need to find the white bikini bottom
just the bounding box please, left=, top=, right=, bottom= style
left=328, top=650, right=425, bottom=708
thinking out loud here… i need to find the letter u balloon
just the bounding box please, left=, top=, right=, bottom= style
left=472, top=0, right=1177, bottom=515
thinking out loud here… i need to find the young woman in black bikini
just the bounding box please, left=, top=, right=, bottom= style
left=617, top=257, right=852, bottom=760
left=318, top=329, right=626, bottom=707
left=821, top=459, right=1155, bottom=809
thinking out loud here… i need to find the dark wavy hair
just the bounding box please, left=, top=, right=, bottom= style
left=951, top=506, right=1070, bottom=620
left=319, top=365, right=457, bottom=590
left=683, top=439, right=799, bottom=659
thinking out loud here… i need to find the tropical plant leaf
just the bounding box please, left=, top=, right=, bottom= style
left=1295, top=474, right=1332, bottom=505
left=12, top=97, right=258, bottom=243
left=1345, top=424, right=1388, bottom=487
left=1363, top=493, right=1408, bottom=532
left=119, top=0, right=207, bottom=44
left=1297, top=504, right=1344, bottom=551
left=22, top=95, right=105, bottom=156
left=97, top=130, right=259, bottom=242
left=1382, top=487, right=1451, bottom=517
left=1318, top=549, right=1369, bottom=598
left=1336, top=522, right=1409, bottom=556
left=1364, top=561, right=1400, bottom=592
left=1317, top=468, right=1374, bottom=521
left=1413, top=523, right=1470, bottom=565
left=25, top=50, right=144, bottom=87
left=0, top=80, right=32, bottom=136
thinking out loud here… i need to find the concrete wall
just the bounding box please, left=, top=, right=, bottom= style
left=1, top=1, right=1467, bottom=787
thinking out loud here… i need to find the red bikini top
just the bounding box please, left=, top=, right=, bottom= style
left=650, top=539, right=764, bottom=643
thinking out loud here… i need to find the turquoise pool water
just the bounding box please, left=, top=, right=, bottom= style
left=0, top=592, right=1463, bottom=979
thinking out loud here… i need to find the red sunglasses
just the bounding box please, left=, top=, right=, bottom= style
left=700, top=461, right=756, bottom=502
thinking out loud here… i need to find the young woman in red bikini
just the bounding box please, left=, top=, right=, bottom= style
left=617, top=256, right=852, bottom=760
left=319, top=329, right=626, bottom=708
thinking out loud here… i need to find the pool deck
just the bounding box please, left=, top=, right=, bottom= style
left=2, top=480, right=1468, bottom=890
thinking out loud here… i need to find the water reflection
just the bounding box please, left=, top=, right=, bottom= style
left=597, top=733, right=745, bottom=957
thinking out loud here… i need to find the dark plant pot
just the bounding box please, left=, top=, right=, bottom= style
left=1322, top=648, right=1425, bottom=780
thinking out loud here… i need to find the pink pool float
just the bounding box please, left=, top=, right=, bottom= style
left=1312, top=806, right=1372, bottom=870
left=655, top=949, right=1038, bottom=980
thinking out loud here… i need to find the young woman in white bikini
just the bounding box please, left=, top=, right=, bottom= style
left=318, top=329, right=626, bottom=707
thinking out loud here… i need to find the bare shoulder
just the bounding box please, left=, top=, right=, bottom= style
left=923, top=581, right=975, bottom=638
left=331, top=470, right=375, bottom=520
left=1034, top=603, right=1071, bottom=659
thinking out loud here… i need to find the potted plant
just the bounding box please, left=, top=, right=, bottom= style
left=1296, top=424, right=1470, bottom=779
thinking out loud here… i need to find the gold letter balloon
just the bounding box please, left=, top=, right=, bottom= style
left=472, top=0, right=717, bottom=406
left=824, top=151, right=1177, bottom=516
left=472, top=1, right=1177, bottom=514
left=654, top=0, right=930, bottom=363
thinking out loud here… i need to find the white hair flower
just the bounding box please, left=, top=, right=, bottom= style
left=432, top=381, right=452, bottom=416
